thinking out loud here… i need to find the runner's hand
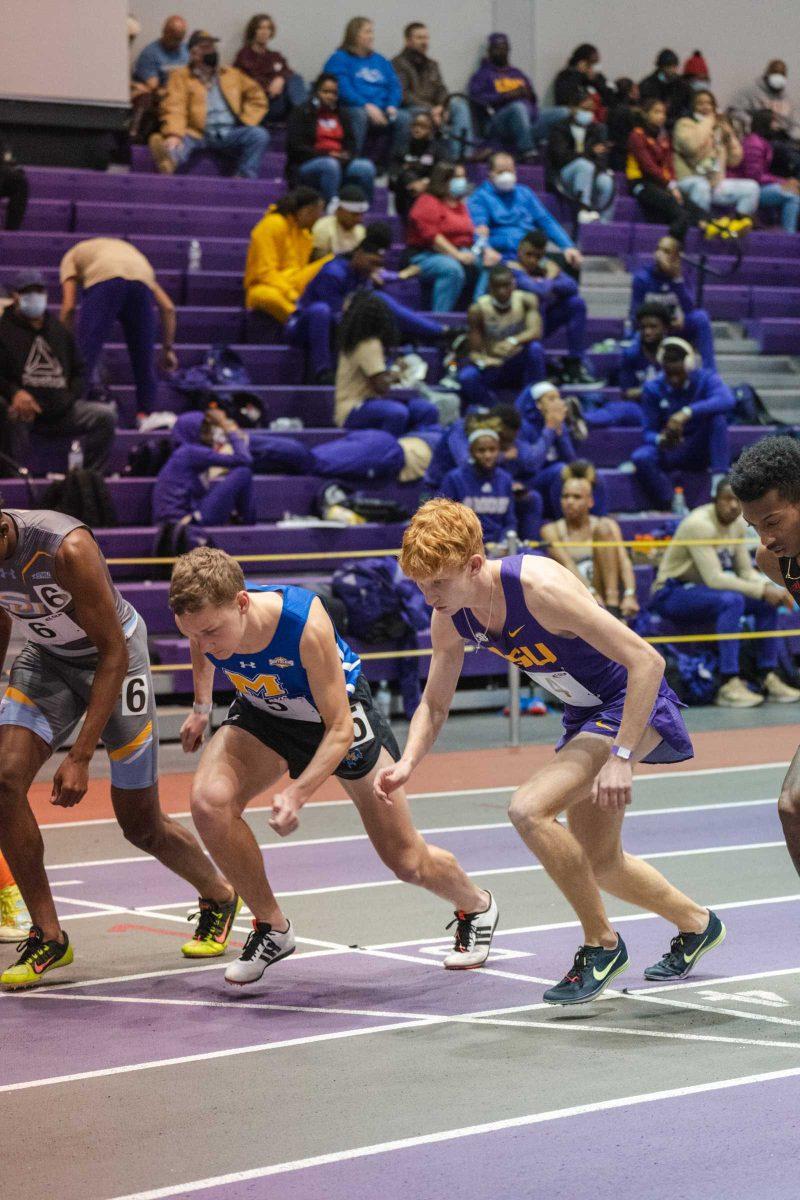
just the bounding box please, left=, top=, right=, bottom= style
left=269, top=791, right=301, bottom=837
left=374, top=758, right=412, bottom=805
left=51, top=753, right=90, bottom=808
left=594, top=754, right=633, bottom=810
left=180, top=712, right=208, bottom=753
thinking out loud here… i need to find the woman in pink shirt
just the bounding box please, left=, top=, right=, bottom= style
left=730, top=110, right=800, bottom=232
left=407, top=163, right=498, bottom=311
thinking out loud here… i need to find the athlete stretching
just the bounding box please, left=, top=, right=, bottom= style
left=377, top=499, right=725, bottom=1004
left=171, top=546, right=498, bottom=985
left=730, top=435, right=800, bottom=877
left=0, top=508, right=238, bottom=990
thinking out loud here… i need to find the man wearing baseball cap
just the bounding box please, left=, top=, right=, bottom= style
left=150, top=29, right=269, bottom=177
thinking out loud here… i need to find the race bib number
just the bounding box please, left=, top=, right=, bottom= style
left=526, top=669, right=602, bottom=707
left=14, top=610, right=85, bottom=646
left=121, top=673, right=150, bottom=716
left=349, top=700, right=374, bottom=748
left=248, top=693, right=322, bottom=722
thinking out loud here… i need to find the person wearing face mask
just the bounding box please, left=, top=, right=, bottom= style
left=553, top=44, right=614, bottom=119
left=150, top=30, right=269, bottom=178
left=729, top=110, right=800, bottom=233
left=389, top=111, right=448, bottom=221
left=638, top=49, right=693, bottom=125
left=133, top=14, right=188, bottom=91
left=152, top=408, right=256, bottom=528
left=546, top=88, right=615, bottom=225
left=673, top=89, right=758, bottom=230
left=458, top=265, right=546, bottom=409
left=286, top=73, right=376, bottom=204
left=234, top=13, right=307, bottom=123
left=626, top=98, right=709, bottom=242
left=469, top=151, right=583, bottom=275
left=468, top=33, right=567, bottom=157
left=0, top=271, right=115, bottom=474
left=407, top=162, right=493, bottom=312
left=630, top=338, right=734, bottom=512
left=312, top=185, right=369, bottom=257
left=731, top=60, right=800, bottom=178
left=682, top=50, right=711, bottom=94
left=630, top=236, right=715, bottom=369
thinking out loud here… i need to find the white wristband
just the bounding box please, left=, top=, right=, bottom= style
left=611, top=744, right=632, bottom=761
left=193, top=702, right=212, bottom=716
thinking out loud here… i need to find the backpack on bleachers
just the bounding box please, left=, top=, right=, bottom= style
left=662, top=645, right=719, bottom=706
left=40, top=469, right=118, bottom=529
left=170, top=346, right=252, bottom=397
left=125, top=437, right=173, bottom=477
left=731, top=385, right=783, bottom=427
left=332, top=558, right=428, bottom=643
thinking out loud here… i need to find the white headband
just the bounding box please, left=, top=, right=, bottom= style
left=468, top=427, right=500, bottom=446
left=529, top=381, right=558, bottom=401
left=338, top=200, right=369, bottom=213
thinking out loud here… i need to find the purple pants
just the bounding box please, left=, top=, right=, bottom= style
left=458, top=343, right=547, bottom=408
left=78, top=278, right=158, bottom=414
left=199, top=467, right=256, bottom=525
left=344, top=396, right=439, bottom=438
left=631, top=414, right=730, bottom=510
left=651, top=580, right=779, bottom=675
left=544, top=292, right=587, bottom=358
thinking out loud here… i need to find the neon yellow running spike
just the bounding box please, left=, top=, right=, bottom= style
left=182, top=894, right=242, bottom=958
left=0, top=884, right=30, bottom=943
left=1, top=927, right=73, bottom=990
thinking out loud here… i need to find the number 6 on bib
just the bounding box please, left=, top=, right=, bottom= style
left=122, top=674, right=149, bottom=716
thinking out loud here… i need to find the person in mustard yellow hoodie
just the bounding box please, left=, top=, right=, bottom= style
left=244, top=187, right=332, bottom=321
left=150, top=29, right=269, bottom=177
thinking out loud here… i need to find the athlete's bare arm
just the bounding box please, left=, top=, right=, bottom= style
left=269, top=599, right=355, bottom=837
left=540, top=520, right=587, bottom=584
left=181, top=642, right=216, bottom=753
left=521, top=557, right=665, bottom=808
left=374, top=610, right=465, bottom=802
left=51, top=529, right=129, bottom=807
left=0, top=608, right=12, bottom=678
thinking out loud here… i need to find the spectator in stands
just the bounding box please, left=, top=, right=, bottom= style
left=616, top=301, right=671, bottom=404
left=334, top=292, right=439, bottom=435
left=285, top=72, right=375, bottom=203
left=389, top=111, right=447, bottom=220
left=515, top=382, right=596, bottom=518
left=542, top=473, right=639, bottom=620
left=729, top=110, right=800, bottom=233
left=639, top=49, right=692, bottom=125
left=730, top=60, right=800, bottom=145
left=392, top=23, right=473, bottom=161
left=312, top=185, right=368, bottom=257
left=0, top=139, right=28, bottom=231
left=673, top=90, right=758, bottom=229
left=0, top=270, right=115, bottom=473
left=468, top=33, right=567, bottom=157
left=631, top=336, right=734, bottom=511
left=244, top=186, right=328, bottom=322
left=468, top=151, right=583, bottom=268
left=288, top=222, right=444, bottom=383
left=553, top=44, right=614, bottom=118
left=506, top=231, right=597, bottom=386
left=630, top=235, right=716, bottom=368
left=682, top=50, right=711, bottom=92
left=607, top=78, right=640, bottom=171
left=441, top=424, right=516, bottom=543
left=323, top=17, right=411, bottom=164
left=626, top=97, right=708, bottom=241
left=650, top=476, right=800, bottom=707
left=233, top=13, right=307, bottom=122
left=152, top=408, right=256, bottom=528
left=407, top=162, right=485, bottom=312
left=149, top=30, right=269, bottom=178
left=59, top=238, right=177, bottom=421
left=459, top=265, right=546, bottom=407
left=546, top=87, right=615, bottom=224
left=132, top=14, right=188, bottom=90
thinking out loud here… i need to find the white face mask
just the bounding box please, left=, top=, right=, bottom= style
left=18, top=292, right=47, bottom=319
left=493, top=171, right=517, bottom=192
left=574, top=110, right=593, bottom=127
left=768, top=72, right=787, bottom=91
left=211, top=428, right=228, bottom=447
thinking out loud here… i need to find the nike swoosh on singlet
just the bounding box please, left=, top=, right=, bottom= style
left=509, top=626, right=525, bottom=638
left=592, top=951, right=622, bottom=982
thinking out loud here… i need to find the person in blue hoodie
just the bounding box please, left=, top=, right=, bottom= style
left=323, top=17, right=411, bottom=165
left=585, top=301, right=669, bottom=431
left=631, top=337, right=734, bottom=510
left=152, top=409, right=256, bottom=526
left=468, top=33, right=568, bottom=156
left=629, top=235, right=716, bottom=369
left=440, top=426, right=517, bottom=544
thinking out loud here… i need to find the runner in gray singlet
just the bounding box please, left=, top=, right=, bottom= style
left=0, top=509, right=238, bottom=990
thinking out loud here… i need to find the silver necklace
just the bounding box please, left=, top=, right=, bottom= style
left=464, top=577, right=494, bottom=644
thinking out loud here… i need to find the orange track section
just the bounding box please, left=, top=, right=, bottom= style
left=32, top=723, right=798, bottom=826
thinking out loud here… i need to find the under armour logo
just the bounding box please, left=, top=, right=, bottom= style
left=239, top=661, right=256, bottom=669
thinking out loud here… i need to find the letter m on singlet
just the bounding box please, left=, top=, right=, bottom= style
left=225, top=671, right=286, bottom=700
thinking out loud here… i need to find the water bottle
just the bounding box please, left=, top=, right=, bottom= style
left=375, top=680, right=392, bottom=720
left=67, top=440, right=84, bottom=473
left=671, top=486, right=688, bottom=517
left=187, top=239, right=202, bottom=272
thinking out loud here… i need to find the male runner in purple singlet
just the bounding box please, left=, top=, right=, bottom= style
left=377, top=498, right=725, bottom=1004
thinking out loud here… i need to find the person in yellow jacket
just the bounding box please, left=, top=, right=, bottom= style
left=150, top=29, right=269, bottom=178
left=244, top=187, right=332, bottom=321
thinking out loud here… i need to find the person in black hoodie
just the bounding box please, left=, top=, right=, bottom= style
left=285, top=72, right=375, bottom=203
left=547, top=89, right=615, bottom=223
left=639, top=49, right=693, bottom=126
left=0, top=270, right=115, bottom=473
left=389, top=109, right=448, bottom=220
left=553, top=44, right=614, bottom=117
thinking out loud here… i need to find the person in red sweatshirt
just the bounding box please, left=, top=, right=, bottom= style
left=626, top=97, right=707, bottom=241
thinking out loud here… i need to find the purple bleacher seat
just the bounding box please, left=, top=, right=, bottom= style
left=101, top=343, right=304, bottom=385
left=170, top=307, right=245, bottom=344
left=23, top=200, right=74, bottom=232
left=74, top=201, right=267, bottom=239
left=750, top=287, right=800, bottom=317
left=748, top=318, right=800, bottom=355
left=184, top=272, right=245, bottom=306
left=130, top=142, right=287, bottom=179
left=579, top=222, right=632, bottom=255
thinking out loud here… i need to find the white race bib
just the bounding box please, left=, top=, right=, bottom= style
left=13, top=610, right=86, bottom=647
left=247, top=693, right=322, bottom=722
left=526, top=669, right=602, bottom=707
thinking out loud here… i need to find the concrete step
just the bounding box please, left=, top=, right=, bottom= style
left=714, top=354, right=799, bottom=374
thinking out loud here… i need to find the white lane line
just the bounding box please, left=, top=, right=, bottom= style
left=38, top=760, right=792, bottom=831
left=106, top=1065, right=800, bottom=1200
left=633, top=965, right=800, bottom=994
left=622, top=989, right=800, bottom=1029
left=42, top=795, right=781, bottom=872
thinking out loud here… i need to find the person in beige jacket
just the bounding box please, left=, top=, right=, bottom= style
left=149, top=29, right=269, bottom=177
left=672, top=89, right=759, bottom=228
left=650, top=477, right=800, bottom=707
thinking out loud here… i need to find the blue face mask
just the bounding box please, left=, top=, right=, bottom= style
left=573, top=109, right=593, bottom=127
left=449, top=177, right=469, bottom=198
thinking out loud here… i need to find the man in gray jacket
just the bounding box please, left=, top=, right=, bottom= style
left=392, top=22, right=473, bottom=159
